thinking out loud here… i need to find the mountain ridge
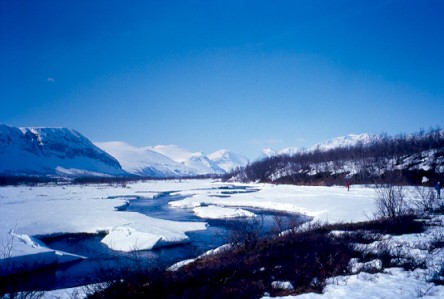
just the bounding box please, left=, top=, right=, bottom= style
left=95, top=143, right=249, bottom=177
left=0, top=124, right=250, bottom=179
left=0, top=124, right=126, bottom=177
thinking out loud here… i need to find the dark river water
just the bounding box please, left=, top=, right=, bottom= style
left=9, top=185, right=307, bottom=292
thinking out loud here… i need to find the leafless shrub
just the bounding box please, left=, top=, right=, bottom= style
left=270, top=214, right=305, bottom=236
left=374, top=185, right=411, bottom=218
left=414, top=186, right=438, bottom=212
left=429, top=231, right=444, bottom=251
left=429, top=263, right=444, bottom=285
left=227, top=216, right=265, bottom=251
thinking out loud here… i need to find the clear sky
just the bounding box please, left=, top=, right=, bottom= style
left=1, top=0, right=443, bottom=159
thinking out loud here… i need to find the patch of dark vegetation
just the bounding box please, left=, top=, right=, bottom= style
left=225, top=128, right=444, bottom=186
left=0, top=175, right=60, bottom=186
left=326, top=214, right=426, bottom=236
left=88, top=214, right=427, bottom=299
left=430, top=232, right=444, bottom=251
left=431, top=265, right=444, bottom=285
left=89, top=228, right=354, bottom=299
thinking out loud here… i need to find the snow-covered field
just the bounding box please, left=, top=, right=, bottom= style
left=2, top=179, right=443, bottom=298
left=1, top=180, right=212, bottom=275
left=169, top=183, right=378, bottom=223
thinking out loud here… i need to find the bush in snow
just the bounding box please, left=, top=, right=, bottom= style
left=414, top=185, right=443, bottom=213
left=374, top=185, right=412, bottom=219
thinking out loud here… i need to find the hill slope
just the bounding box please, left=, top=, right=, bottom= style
left=0, top=124, right=126, bottom=177
left=228, top=130, right=444, bottom=185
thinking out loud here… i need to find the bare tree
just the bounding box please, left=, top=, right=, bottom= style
left=374, top=185, right=410, bottom=218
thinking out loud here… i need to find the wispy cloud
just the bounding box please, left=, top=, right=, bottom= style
left=47, top=77, right=55, bottom=83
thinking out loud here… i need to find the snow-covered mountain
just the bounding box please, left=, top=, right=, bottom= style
left=261, top=148, right=277, bottom=159
left=0, top=124, right=126, bottom=177
left=259, top=147, right=299, bottom=160
left=311, top=133, right=377, bottom=152
left=149, top=145, right=225, bottom=175
left=278, top=147, right=299, bottom=156
left=257, top=134, right=376, bottom=160
left=94, top=142, right=195, bottom=177
left=95, top=143, right=234, bottom=177
left=207, top=149, right=249, bottom=172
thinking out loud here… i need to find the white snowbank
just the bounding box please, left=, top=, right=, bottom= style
left=41, top=284, right=101, bottom=299
left=263, top=268, right=444, bottom=299
left=193, top=205, right=256, bottom=219
left=0, top=231, right=85, bottom=276
left=168, top=243, right=232, bottom=271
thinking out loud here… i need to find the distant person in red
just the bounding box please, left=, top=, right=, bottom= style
left=345, top=179, right=350, bottom=191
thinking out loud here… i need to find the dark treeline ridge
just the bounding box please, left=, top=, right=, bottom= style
left=225, top=128, right=444, bottom=186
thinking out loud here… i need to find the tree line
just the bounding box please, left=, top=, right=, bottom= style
left=225, top=128, right=444, bottom=186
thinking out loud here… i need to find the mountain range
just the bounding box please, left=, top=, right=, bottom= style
left=0, top=125, right=249, bottom=178
left=259, top=133, right=376, bottom=158
left=1, top=124, right=394, bottom=179
left=94, top=142, right=248, bottom=177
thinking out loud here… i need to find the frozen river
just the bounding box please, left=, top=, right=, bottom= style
left=1, top=181, right=306, bottom=291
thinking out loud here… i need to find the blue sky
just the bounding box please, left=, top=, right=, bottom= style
left=1, top=0, right=443, bottom=159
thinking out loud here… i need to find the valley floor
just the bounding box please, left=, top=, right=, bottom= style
left=1, top=179, right=443, bottom=298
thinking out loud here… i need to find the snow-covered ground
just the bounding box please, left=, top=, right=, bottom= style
left=262, top=216, right=444, bottom=299
left=0, top=180, right=213, bottom=275
left=2, top=179, right=443, bottom=298
left=170, top=183, right=378, bottom=223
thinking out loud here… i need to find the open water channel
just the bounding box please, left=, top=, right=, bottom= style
left=10, top=185, right=307, bottom=292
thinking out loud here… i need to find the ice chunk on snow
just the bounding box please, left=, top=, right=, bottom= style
left=101, top=227, right=162, bottom=252
left=0, top=231, right=85, bottom=276
left=193, top=205, right=256, bottom=219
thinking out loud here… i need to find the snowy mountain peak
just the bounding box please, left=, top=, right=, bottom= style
left=254, top=134, right=377, bottom=161
left=0, top=124, right=126, bottom=177
left=148, top=145, right=224, bottom=175
left=208, top=149, right=249, bottom=172
left=95, top=142, right=236, bottom=177
left=261, top=148, right=277, bottom=158
left=94, top=142, right=197, bottom=177
left=311, top=133, right=377, bottom=152
left=259, top=147, right=299, bottom=160
left=278, top=147, right=299, bottom=156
